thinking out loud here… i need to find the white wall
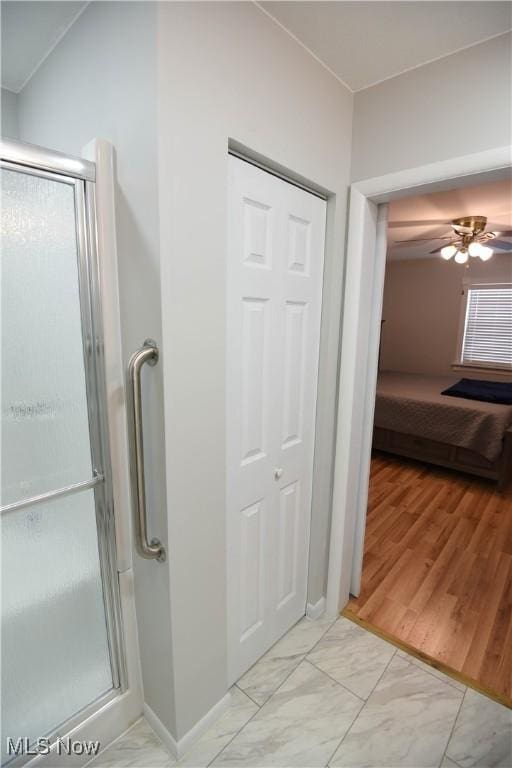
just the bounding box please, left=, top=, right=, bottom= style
left=381, top=254, right=512, bottom=376
left=156, top=0, right=353, bottom=738
left=16, top=1, right=177, bottom=736
left=351, top=32, right=512, bottom=181
left=1, top=88, right=18, bottom=138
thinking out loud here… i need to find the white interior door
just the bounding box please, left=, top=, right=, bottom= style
left=227, top=156, right=326, bottom=683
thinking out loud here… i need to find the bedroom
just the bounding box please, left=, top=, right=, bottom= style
left=346, top=177, right=512, bottom=706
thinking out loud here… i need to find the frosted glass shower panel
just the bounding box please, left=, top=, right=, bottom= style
left=1, top=168, right=93, bottom=504
left=1, top=490, right=113, bottom=761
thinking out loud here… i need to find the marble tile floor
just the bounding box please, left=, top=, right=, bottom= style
left=89, top=616, right=512, bottom=768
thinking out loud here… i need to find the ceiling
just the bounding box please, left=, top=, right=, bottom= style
left=260, top=1, right=511, bottom=91
left=387, top=178, right=512, bottom=261
left=1, top=1, right=511, bottom=93
left=1, top=1, right=87, bottom=92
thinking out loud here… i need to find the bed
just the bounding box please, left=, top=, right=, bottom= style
left=372, top=371, right=512, bottom=489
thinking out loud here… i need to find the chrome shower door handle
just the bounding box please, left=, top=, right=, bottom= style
left=127, top=339, right=166, bottom=562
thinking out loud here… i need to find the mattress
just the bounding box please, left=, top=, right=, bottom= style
left=375, top=371, right=512, bottom=462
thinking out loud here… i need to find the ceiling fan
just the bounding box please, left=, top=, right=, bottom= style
left=393, top=216, right=512, bottom=264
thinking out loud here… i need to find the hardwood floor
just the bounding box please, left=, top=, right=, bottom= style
left=345, top=452, right=512, bottom=706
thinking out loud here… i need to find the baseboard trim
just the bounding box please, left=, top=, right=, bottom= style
left=306, top=596, right=326, bottom=620
left=176, top=691, right=232, bottom=758
left=143, top=703, right=179, bottom=758
left=144, top=690, right=232, bottom=760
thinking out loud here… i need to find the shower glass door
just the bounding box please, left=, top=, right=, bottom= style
left=1, top=144, right=123, bottom=764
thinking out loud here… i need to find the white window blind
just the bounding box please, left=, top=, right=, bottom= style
left=461, top=283, right=512, bottom=369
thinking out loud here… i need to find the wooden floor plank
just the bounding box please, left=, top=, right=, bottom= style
left=347, top=452, right=512, bottom=705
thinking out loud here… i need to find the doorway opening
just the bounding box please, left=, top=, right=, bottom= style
left=344, top=176, right=512, bottom=706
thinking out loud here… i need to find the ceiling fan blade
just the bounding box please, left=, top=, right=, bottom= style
left=393, top=236, right=453, bottom=244
left=486, top=223, right=512, bottom=233
left=491, top=229, right=512, bottom=237
left=388, top=219, right=449, bottom=228
left=429, top=245, right=445, bottom=254
left=490, top=239, right=512, bottom=251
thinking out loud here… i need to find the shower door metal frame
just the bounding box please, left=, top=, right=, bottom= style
left=1, top=139, right=127, bottom=752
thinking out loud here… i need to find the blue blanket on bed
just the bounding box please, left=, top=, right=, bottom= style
left=441, top=378, right=512, bottom=405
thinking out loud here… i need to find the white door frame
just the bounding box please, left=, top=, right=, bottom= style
left=325, top=144, right=512, bottom=617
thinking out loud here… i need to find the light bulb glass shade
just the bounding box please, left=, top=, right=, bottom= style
left=478, top=245, right=493, bottom=261
left=441, top=244, right=457, bottom=260
left=454, top=249, right=469, bottom=264
left=468, top=241, right=483, bottom=257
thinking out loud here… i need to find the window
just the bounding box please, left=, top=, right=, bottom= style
left=456, top=282, right=512, bottom=370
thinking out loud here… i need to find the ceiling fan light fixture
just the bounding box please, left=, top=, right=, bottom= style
left=468, top=241, right=482, bottom=257
left=441, top=244, right=457, bottom=260
left=454, top=249, right=469, bottom=264
left=478, top=245, right=493, bottom=261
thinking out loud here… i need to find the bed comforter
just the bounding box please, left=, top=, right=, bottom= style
left=374, top=371, right=512, bottom=462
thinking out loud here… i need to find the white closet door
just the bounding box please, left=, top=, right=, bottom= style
left=227, top=156, right=326, bottom=683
